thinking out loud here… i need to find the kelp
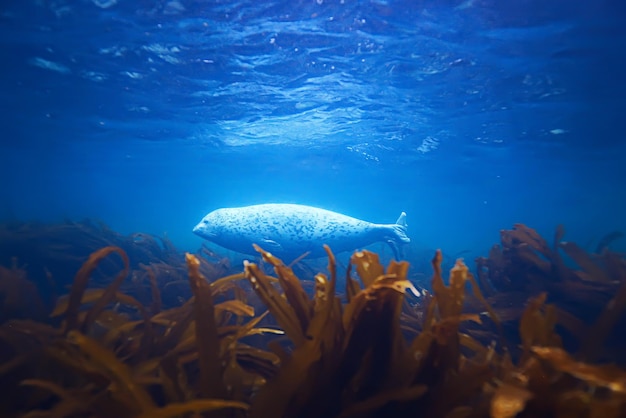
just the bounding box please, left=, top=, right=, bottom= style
left=0, top=222, right=625, bottom=417
left=477, top=224, right=626, bottom=296
left=0, top=221, right=238, bottom=313
left=240, top=241, right=626, bottom=418
left=0, top=245, right=274, bottom=417
left=243, top=245, right=503, bottom=418
left=474, top=223, right=626, bottom=359
left=245, top=245, right=416, bottom=417
left=0, top=262, right=47, bottom=323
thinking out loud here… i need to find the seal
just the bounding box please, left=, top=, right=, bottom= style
left=192, top=203, right=410, bottom=261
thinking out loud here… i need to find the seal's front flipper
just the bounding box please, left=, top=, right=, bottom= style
left=259, top=238, right=284, bottom=254
left=386, top=239, right=401, bottom=260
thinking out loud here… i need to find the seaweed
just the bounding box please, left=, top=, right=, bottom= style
left=0, top=244, right=274, bottom=417
left=0, top=262, right=47, bottom=323
left=0, top=221, right=237, bottom=312
left=475, top=224, right=626, bottom=360
left=0, top=221, right=625, bottom=417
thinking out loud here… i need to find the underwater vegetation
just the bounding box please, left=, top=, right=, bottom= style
left=0, top=220, right=235, bottom=312
left=0, top=221, right=625, bottom=417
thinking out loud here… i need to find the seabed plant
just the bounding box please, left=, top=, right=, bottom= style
left=0, top=222, right=624, bottom=417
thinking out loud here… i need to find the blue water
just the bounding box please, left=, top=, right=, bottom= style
left=1, top=0, right=625, bottom=266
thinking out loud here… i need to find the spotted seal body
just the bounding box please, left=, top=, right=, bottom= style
left=193, top=203, right=410, bottom=260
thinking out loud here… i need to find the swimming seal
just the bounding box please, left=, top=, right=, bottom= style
left=193, top=203, right=410, bottom=261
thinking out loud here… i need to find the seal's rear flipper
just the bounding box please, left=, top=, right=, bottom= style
left=390, top=211, right=410, bottom=244
left=395, top=211, right=408, bottom=228
left=386, top=211, right=409, bottom=260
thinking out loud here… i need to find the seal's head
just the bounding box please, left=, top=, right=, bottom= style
left=193, top=209, right=229, bottom=241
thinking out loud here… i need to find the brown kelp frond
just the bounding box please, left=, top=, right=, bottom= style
left=51, top=288, right=144, bottom=318
left=489, top=383, right=533, bottom=418
left=253, top=243, right=314, bottom=335
left=244, top=248, right=309, bottom=348
left=518, top=292, right=563, bottom=369
left=532, top=346, right=626, bottom=393
left=185, top=252, right=225, bottom=399
left=135, top=399, right=249, bottom=418
left=350, top=250, right=385, bottom=287
left=0, top=263, right=47, bottom=323
left=19, top=378, right=96, bottom=418
left=66, top=329, right=156, bottom=412
left=62, top=246, right=129, bottom=332
left=141, top=264, right=162, bottom=315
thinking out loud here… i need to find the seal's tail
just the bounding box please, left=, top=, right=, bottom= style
left=384, top=211, right=410, bottom=260
left=391, top=211, right=410, bottom=243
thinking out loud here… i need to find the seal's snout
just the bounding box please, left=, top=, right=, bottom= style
left=193, top=219, right=217, bottom=239
left=192, top=220, right=205, bottom=235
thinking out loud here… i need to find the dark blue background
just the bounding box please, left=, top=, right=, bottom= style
left=1, top=0, right=625, bottom=266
